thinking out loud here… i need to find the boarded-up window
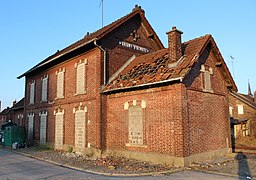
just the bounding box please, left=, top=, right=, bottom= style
left=76, top=62, right=86, bottom=94
left=41, top=76, right=48, bottom=102
left=128, top=106, right=143, bottom=145
left=75, top=110, right=86, bottom=148
left=28, top=113, right=34, bottom=141
left=237, top=104, right=244, bottom=115
left=39, top=112, right=47, bottom=144
left=55, top=110, right=64, bottom=147
left=201, top=65, right=213, bottom=92
left=204, top=71, right=212, bottom=92
left=29, top=81, right=35, bottom=104
left=56, top=69, right=65, bottom=98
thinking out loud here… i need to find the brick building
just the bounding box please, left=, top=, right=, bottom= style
left=229, top=89, right=256, bottom=139
left=0, top=98, right=24, bottom=127
left=18, top=6, right=237, bottom=166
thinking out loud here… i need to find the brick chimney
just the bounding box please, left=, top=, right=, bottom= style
left=13, top=100, right=16, bottom=106
left=254, top=91, right=256, bottom=103
left=166, top=26, right=183, bottom=63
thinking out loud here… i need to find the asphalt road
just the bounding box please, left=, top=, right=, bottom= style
left=0, top=148, right=242, bottom=180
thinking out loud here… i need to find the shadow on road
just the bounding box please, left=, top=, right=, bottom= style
left=236, top=152, right=252, bottom=180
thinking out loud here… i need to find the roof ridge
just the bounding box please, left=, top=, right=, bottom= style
left=183, top=34, right=211, bottom=45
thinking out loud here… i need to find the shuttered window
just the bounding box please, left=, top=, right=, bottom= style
left=57, top=70, right=65, bottom=98
left=75, top=60, right=87, bottom=95
left=29, top=81, right=35, bottom=104
left=55, top=110, right=64, bottom=148
left=28, top=113, right=34, bottom=141
left=41, top=76, right=48, bottom=102
left=39, top=111, right=47, bottom=144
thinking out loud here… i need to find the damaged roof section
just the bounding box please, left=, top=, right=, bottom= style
left=104, top=34, right=211, bottom=91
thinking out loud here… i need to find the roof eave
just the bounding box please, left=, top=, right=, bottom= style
left=102, top=77, right=183, bottom=94
left=17, top=38, right=98, bottom=79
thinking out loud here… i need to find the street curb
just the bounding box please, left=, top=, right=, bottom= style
left=189, top=168, right=252, bottom=179
left=3, top=148, right=184, bottom=177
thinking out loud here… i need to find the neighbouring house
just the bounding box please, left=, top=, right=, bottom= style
left=10, top=98, right=25, bottom=126
left=18, top=6, right=237, bottom=166
left=229, top=87, right=256, bottom=140
left=0, top=98, right=24, bottom=127
left=0, top=107, right=11, bottom=126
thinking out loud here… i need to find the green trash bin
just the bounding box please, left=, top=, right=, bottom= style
left=4, top=126, right=26, bottom=147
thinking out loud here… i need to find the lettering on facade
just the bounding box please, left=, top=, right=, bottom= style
left=119, top=41, right=149, bottom=53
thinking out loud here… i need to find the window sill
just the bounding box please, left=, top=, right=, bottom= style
left=40, top=100, right=48, bottom=103
left=125, top=143, right=148, bottom=148
left=203, top=89, right=214, bottom=93
left=28, top=103, right=34, bottom=106
left=55, top=96, right=65, bottom=100
left=74, top=91, right=87, bottom=96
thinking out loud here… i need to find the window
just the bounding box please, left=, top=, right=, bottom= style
left=17, top=114, right=24, bottom=126
left=229, top=106, right=233, bottom=117
left=237, top=104, right=244, bottom=115
left=56, top=68, right=65, bottom=98
left=54, top=108, right=64, bottom=148
left=201, top=65, right=213, bottom=92
left=29, top=80, right=35, bottom=104
left=128, top=106, right=143, bottom=145
left=27, top=113, right=34, bottom=141
left=75, top=59, right=87, bottom=95
left=124, top=100, right=146, bottom=146
left=39, top=111, right=47, bottom=144
left=41, top=75, right=48, bottom=102
left=73, top=104, right=87, bottom=149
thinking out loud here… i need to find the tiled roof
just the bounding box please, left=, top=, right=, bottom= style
left=230, top=91, right=256, bottom=109
left=104, top=34, right=211, bottom=91
left=11, top=98, right=24, bottom=110
left=0, top=108, right=10, bottom=115
left=18, top=6, right=163, bottom=79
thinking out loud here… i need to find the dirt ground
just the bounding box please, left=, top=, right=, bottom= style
left=13, top=146, right=256, bottom=178
left=15, top=147, right=176, bottom=175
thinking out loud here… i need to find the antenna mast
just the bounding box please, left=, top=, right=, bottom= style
left=101, top=0, right=104, bottom=28
left=229, top=55, right=236, bottom=79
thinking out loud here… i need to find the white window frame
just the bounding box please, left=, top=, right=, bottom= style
left=237, top=104, right=244, bottom=115
left=229, top=106, right=233, bottom=117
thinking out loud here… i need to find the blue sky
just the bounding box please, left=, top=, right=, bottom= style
left=0, top=1, right=255, bottom=110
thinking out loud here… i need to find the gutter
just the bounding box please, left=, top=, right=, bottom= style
left=102, top=77, right=184, bottom=94
left=94, top=40, right=107, bottom=85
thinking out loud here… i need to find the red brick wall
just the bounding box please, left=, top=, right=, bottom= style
left=106, top=84, right=186, bottom=157
left=187, top=90, right=229, bottom=155
left=25, top=48, right=102, bottom=148
left=185, top=46, right=230, bottom=155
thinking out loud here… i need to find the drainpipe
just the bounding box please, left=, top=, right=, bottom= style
left=93, top=40, right=107, bottom=155
left=94, top=40, right=107, bottom=85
